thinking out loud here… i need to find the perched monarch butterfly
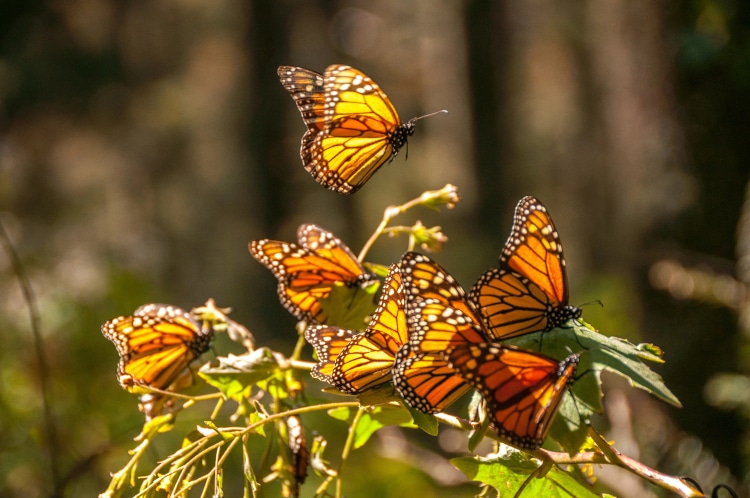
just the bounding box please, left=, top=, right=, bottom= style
left=447, top=342, right=579, bottom=450
left=250, top=224, right=376, bottom=324
left=101, top=303, right=215, bottom=391
left=393, top=252, right=490, bottom=413
left=305, top=264, right=409, bottom=393
left=284, top=415, right=308, bottom=498
left=278, top=64, right=446, bottom=194
left=395, top=253, right=579, bottom=448
left=470, top=196, right=582, bottom=340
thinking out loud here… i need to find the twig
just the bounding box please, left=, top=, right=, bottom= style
left=357, top=184, right=459, bottom=261
left=337, top=407, right=365, bottom=498
left=0, top=217, right=60, bottom=493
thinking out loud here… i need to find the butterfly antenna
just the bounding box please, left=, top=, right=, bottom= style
left=578, top=299, right=603, bottom=309
left=410, top=109, right=449, bottom=124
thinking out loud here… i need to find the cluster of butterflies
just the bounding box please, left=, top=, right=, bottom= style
left=250, top=196, right=584, bottom=450
left=101, top=65, right=584, bottom=450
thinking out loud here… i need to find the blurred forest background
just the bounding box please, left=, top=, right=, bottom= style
left=1, top=0, right=750, bottom=497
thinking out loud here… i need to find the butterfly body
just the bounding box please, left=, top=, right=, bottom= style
left=278, top=64, right=421, bottom=194
left=250, top=224, right=376, bottom=324
left=102, top=304, right=213, bottom=391
left=471, top=196, right=582, bottom=340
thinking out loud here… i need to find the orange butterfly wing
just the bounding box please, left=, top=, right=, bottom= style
left=400, top=251, right=476, bottom=317
left=250, top=224, right=375, bottom=324
left=470, top=196, right=581, bottom=339
left=304, top=325, right=357, bottom=381
left=305, top=265, right=409, bottom=394
left=502, top=196, right=568, bottom=304
left=102, top=304, right=213, bottom=390
left=278, top=64, right=415, bottom=194
left=394, top=253, right=490, bottom=413
left=448, top=342, right=579, bottom=450
left=392, top=346, right=471, bottom=414
left=277, top=66, right=326, bottom=133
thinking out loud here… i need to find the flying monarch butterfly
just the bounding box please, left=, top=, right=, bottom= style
left=393, top=252, right=491, bottom=413
left=469, top=196, right=582, bottom=340
left=305, top=264, right=409, bottom=393
left=101, top=303, right=215, bottom=391
left=447, top=342, right=579, bottom=450
left=249, top=224, right=376, bottom=324
left=278, top=64, right=446, bottom=194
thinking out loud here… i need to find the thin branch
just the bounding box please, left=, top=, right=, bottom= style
left=357, top=184, right=459, bottom=262
left=336, top=407, right=365, bottom=498
left=0, top=217, right=60, bottom=494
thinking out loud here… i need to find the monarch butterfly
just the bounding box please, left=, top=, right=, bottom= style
left=305, top=264, right=409, bottom=393
left=284, top=415, right=308, bottom=498
left=249, top=224, right=376, bottom=324
left=278, top=64, right=446, bottom=194
left=393, top=252, right=490, bottom=413
left=470, top=196, right=582, bottom=339
left=101, top=303, right=215, bottom=391
left=395, top=253, right=579, bottom=448
left=447, top=342, right=579, bottom=450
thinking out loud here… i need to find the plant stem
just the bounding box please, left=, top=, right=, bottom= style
left=0, top=217, right=60, bottom=493
left=336, top=406, right=365, bottom=498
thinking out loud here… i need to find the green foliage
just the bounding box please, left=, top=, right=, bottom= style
left=200, top=348, right=281, bottom=400
left=319, top=280, right=380, bottom=331
left=95, top=186, right=698, bottom=498
left=328, top=404, right=415, bottom=449
left=452, top=450, right=601, bottom=497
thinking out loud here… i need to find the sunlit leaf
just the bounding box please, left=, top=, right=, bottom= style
left=319, top=280, right=380, bottom=330
left=139, top=413, right=175, bottom=439
left=328, top=405, right=413, bottom=449
left=199, top=349, right=281, bottom=400
left=504, top=320, right=679, bottom=452
left=353, top=405, right=413, bottom=448
left=403, top=402, right=439, bottom=436
left=452, top=448, right=600, bottom=497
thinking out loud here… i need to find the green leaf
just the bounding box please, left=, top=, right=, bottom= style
left=504, top=320, right=680, bottom=452
left=199, top=348, right=281, bottom=401
left=468, top=418, right=490, bottom=453
left=356, top=383, right=401, bottom=406
left=141, top=413, right=175, bottom=438
left=403, top=402, right=439, bottom=436
left=452, top=449, right=601, bottom=497
left=328, top=405, right=413, bottom=449
left=509, top=320, right=680, bottom=407
left=353, top=405, right=413, bottom=448
left=327, top=405, right=355, bottom=422
left=319, top=280, right=380, bottom=330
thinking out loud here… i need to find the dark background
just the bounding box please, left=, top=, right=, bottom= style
left=1, top=1, right=749, bottom=496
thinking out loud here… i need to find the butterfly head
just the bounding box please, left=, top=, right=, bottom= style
left=390, top=110, right=448, bottom=160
